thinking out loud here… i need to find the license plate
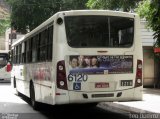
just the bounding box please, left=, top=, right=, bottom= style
left=95, top=82, right=109, bottom=88
left=121, top=80, right=133, bottom=86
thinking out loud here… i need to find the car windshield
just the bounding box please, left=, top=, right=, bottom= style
left=65, top=15, right=134, bottom=48
left=0, top=53, right=8, bottom=68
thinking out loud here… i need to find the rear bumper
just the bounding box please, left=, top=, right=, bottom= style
left=0, top=78, right=11, bottom=83
left=68, top=86, right=143, bottom=104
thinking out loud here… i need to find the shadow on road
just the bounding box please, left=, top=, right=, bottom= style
left=19, top=93, right=129, bottom=119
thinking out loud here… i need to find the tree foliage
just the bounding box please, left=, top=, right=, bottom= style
left=61, top=0, right=88, bottom=10
left=5, top=0, right=88, bottom=33
left=0, top=5, right=10, bottom=36
left=136, top=0, right=160, bottom=32
left=6, top=0, right=61, bottom=33
left=87, top=0, right=140, bottom=12
left=0, top=17, right=10, bottom=35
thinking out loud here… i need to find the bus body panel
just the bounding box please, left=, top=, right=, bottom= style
left=12, top=65, right=30, bottom=97
left=13, top=62, right=56, bottom=105
left=67, top=86, right=142, bottom=103
left=56, top=87, right=142, bottom=105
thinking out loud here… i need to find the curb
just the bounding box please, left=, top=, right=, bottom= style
left=98, top=102, right=156, bottom=115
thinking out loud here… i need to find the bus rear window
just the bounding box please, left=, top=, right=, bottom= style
left=65, top=16, right=134, bottom=48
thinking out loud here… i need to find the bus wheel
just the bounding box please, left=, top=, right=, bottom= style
left=30, top=83, right=38, bottom=110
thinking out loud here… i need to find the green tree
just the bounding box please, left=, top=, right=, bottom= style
left=6, top=0, right=63, bottom=33
left=0, top=17, right=10, bottom=35
left=0, top=5, right=10, bottom=36
left=61, top=0, right=88, bottom=10
left=87, top=0, right=140, bottom=12
left=6, top=0, right=88, bottom=33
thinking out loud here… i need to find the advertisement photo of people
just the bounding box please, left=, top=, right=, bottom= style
left=69, top=55, right=133, bottom=74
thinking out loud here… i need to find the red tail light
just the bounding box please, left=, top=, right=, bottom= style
left=6, top=63, right=12, bottom=72
left=135, top=60, right=143, bottom=87
left=56, top=60, right=68, bottom=90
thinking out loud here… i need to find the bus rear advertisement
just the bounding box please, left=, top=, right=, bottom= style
left=68, top=55, right=133, bottom=74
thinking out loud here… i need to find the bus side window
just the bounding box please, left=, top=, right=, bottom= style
left=26, top=39, right=31, bottom=63
left=13, top=47, right=16, bottom=64
left=12, top=47, right=15, bottom=63
left=47, top=25, right=53, bottom=61
left=18, top=44, right=22, bottom=63
left=39, top=29, right=47, bottom=62
left=22, top=41, right=26, bottom=63
left=29, top=38, right=33, bottom=62
left=16, top=46, right=18, bottom=64
left=36, top=34, right=40, bottom=62
left=32, top=36, right=37, bottom=62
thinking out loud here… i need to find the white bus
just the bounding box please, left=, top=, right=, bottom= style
left=11, top=10, right=143, bottom=110
left=0, top=50, right=11, bottom=82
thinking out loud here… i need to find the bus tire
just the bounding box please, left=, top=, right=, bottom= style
left=30, top=83, right=38, bottom=110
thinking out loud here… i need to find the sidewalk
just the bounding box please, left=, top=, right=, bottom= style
left=98, top=88, right=160, bottom=114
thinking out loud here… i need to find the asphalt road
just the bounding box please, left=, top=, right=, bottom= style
left=0, top=83, right=129, bottom=119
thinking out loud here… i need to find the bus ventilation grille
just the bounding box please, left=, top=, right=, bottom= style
left=92, top=93, right=114, bottom=98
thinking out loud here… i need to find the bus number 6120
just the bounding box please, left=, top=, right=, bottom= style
left=68, top=73, right=88, bottom=82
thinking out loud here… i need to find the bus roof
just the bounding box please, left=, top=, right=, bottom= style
left=61, top=10, right=137, bottom=16
left=11, top=36, right=25, bottom=47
